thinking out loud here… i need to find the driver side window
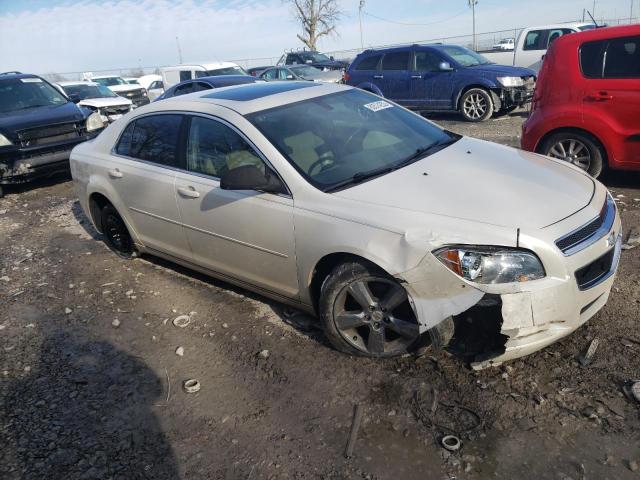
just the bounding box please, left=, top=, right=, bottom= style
left=186, top=116, right=265, bottom=179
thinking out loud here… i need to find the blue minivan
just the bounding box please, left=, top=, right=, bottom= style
left=345, top=44, right=536, bottom=121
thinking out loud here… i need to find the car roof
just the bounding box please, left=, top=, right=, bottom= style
left=59, top=81, right=99, bottom=86
left=92, top=75, right=121, bottom=79
left=161, top=62, right=240, bottom=71
left=0, top=72, right=42, bottom=81
left=151, top=81, right=350, bottom=116
left=525, top=22, right=594, bottom=30
left=553, top=23, right=640, bottom=45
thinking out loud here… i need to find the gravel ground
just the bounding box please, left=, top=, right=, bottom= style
left=1, top=111, right=639, bottom=480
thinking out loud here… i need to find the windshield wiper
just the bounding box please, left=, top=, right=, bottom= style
left=324, top=134, right=460, bottom=193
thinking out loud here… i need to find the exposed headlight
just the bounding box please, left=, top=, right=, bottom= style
left=142, top=91, right=147, bottom=96
left=497, top=76, right=524, bottom=87
left=0, top=133, right=13, bottom=147
left=434, top=247, right=545, bottom=284
left=86, top=111, right=105, bottom=132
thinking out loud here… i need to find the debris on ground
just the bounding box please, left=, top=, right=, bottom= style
left=172, top=314, right=191, bottom=328
left=64, top=307, right=72, bottom=314
left=183, top=379, right=201, bottom=393
left=258, top=349, right=269, bottom=359
left=344, top=404, right=363, bottom=458
left=629, top=460, right=639, bottom=472
left=111, top=318, right=120, bottom=328
left=579, top=338, right=600, bottom=366
left=441, top=435, right=462, bottom=452
left=175, top=346, right=184, bottom=357
left=622, top=227, right=640, bottom=250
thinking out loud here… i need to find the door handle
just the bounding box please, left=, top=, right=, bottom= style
left=177, top=186, right=200, bottom=199
left=411, top=75, right=422, bottom=79
left=373, top=75, right=384, bottom=79
left=108, top=168, right=123, bottom=179
left=585, top=91, right=613, bottom=102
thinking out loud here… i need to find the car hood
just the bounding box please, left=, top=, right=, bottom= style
left=107, top=85, right=140, bottom=93
left=466, top=64, right=535, bottom=77
left=0, top=101, right=87, bottom=138
left=333, top=137, right=594, bottom=229
left=78, top=97, right=132, bottom=108
left=307, top=70, right=343, bottom=83
left=311, top=60, right=348, bottom=70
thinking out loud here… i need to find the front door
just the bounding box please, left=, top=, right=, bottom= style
left=173, top=115, right=299, bottom=298
left=411, top=49, right=454, bottom=109
left=582, top=35, right=640, bottom=165
left=110, top=113, right=192, bottom=259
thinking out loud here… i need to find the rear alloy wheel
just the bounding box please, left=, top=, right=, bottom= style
left=319, top=262, right=422, bottom=358
left=100, top=204, right=135, bottom=258
left=539, top=131, right=605, bottom=178
left=460, top=88, right=493, bottom=122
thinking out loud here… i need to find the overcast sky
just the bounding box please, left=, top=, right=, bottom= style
left=0, top=0, right=634, bottom=74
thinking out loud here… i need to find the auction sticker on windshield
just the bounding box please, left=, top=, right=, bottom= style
left=20, top=78, right=43, bottom=83
left=363, top=100, right=393, bottom=112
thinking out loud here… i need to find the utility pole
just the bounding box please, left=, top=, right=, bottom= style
left=176, top=36, right=183, bottom=64
left=592, top=0, right=596, bottom=19
left=359, top=0, right=365, bottom=49
left=630, top=0, right=634, bottom=23
left=469, top=0, right=478, bottom=51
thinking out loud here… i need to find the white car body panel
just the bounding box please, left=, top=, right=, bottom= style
left=161, top=62, right=244, bottom=88
left=70, top=83, right=621, bottom=366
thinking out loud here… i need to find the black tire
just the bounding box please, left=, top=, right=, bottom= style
left=538, top=131, right=605, bottom=178
left=319, top=261, right=422, bottom=358
left=0, top=185, right=4, bottom=198
left=459, top=88, right=494, bottom=122
left=100, top=204, right=135, bottom=258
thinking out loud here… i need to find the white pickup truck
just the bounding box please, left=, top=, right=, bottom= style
left=480, top=22, right=595, bottom=72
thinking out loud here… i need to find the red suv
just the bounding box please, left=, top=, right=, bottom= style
left=521, top=25, right=640, bottom=177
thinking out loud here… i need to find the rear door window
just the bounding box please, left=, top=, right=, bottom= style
left=382, top=51, right=411, bottom=70
left=355, top=54, right=382, bottom=71
left=603, top=36, right=640, bottom=78
left=118, top=114, right=183, bottom=167
left=523, top=30, right=548, bottom=50
left=179, top=70, right=192, bottom=82
left=580, top=40, right=607, bottom=78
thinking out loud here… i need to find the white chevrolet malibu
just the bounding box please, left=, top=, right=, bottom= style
left=70, top=82, right=621, bottom=367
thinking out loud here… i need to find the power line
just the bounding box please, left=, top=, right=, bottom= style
left=363, top=8, right=468, bottom=27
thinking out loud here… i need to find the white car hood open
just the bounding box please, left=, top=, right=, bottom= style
left=333, top=137, right=595, bottom=229
left=78, top=97, right=132, bottom=108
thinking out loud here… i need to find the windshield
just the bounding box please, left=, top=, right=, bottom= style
left=0, top=77, right=68, bottom=113
left=290, top=65, right=321, bottom=77
left=93, top=77, right=127, bottom=86
left=247, top=89, right=455, bottom=192
left=299, top=52, right=331, bottom=63
left=438, top=46, right=492, bottom=66
left=63, top=84, right=118, bottom=99
left=203, top=66, right=247, bottom=76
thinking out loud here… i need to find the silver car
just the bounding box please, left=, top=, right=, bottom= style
left=70, top=82, right=621, bottom=367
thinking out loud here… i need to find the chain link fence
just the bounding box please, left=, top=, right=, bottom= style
left=39, top=16, right=639, bottom=82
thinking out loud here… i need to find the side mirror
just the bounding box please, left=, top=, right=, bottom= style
left=286, top=74, right=295, bottom=80
left=220, top=165, right=286, bottom=194
left=439, top=62, right=454, bottom=72
left=330, top=56, right=335, bottom=61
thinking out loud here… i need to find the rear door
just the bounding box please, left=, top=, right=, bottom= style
left=173, top=114, right=298, bottom=297
left=110, top=114, right=191, bottom=259
left=581, top=35, right=640, bottom=166
left=379, top=50, right=412, bottom=104
left=349, top=53, right=382, bottom=89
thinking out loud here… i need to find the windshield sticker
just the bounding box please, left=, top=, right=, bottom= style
left=20, top=78, right=43, bottom=83
left=363, top=100, right=393, bottom=112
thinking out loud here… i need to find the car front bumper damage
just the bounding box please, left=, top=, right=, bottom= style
left=397, top=207, right=622, bottom=368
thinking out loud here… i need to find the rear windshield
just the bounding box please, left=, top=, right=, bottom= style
left=200, top=67, right=247, bottom=76
left=0, top=77, right=68, bottom=113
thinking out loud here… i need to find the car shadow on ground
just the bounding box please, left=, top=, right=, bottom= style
left=70, top=200, right=328, bottom=348
left=600, top=169, right=640, bottom=189
left=0, top=331, right=179, bottom=479
left=0, top=171, right=72, bottom=198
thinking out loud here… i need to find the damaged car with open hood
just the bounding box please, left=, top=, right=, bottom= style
left=70, top=82, right=622, bottom=368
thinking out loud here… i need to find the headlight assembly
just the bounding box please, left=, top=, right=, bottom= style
left=0, top=133, right=13, bottom=147
left=496, top=76, right=524, bottom=87
left=86, top=111, right=105, bottom=132
left=434, top=246, right=545, bottom=284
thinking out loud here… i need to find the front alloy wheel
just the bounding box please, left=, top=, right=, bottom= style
left=460, top=88, right=493, bottom=122
left=320, top=262, right=422, bottom=357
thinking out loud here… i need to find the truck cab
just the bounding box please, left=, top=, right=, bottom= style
left=160, top=62, right=247, bottom=89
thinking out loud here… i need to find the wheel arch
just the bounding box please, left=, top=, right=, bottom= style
left=308, top=252, right=394, bottom=315
left=88, top=192, right=112, bottom=234
left=454, top=82, right=495, bottom=110
left=535, top=126, right=609, bottom=165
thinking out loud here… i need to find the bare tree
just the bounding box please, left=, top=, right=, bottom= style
left=288, top=0, right=342, bottom=50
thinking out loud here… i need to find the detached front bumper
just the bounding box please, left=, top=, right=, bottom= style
left=400, top=193, right=621, bottom=367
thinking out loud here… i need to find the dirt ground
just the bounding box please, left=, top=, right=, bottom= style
left=1, top=111, right=639, bottom=480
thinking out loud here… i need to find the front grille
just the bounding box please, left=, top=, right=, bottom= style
left=16, top=122, right=84, bottom=148
left=102, top=105, right=131, bottom=116
left=555, top=196, right=615, bottom=255
left=575, top=247, right=615, bottom=290
left=117, top=89, right=148, bottom=106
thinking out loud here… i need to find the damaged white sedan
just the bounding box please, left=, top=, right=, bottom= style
left=70, top=82, right=622, bottom=367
